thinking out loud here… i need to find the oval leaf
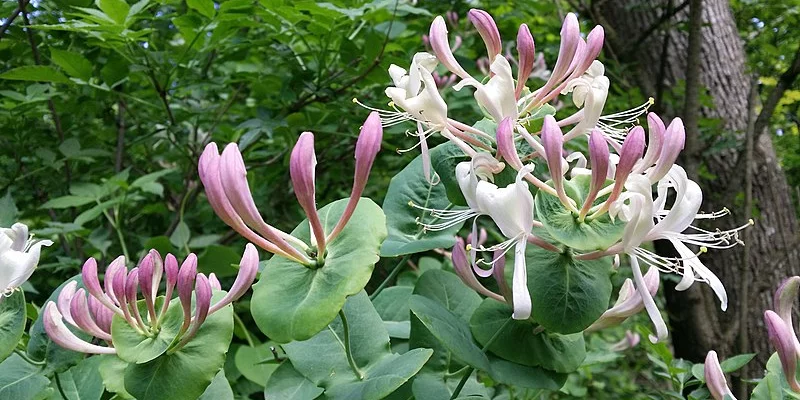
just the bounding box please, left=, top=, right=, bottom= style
left=111, top=297, right=184, bottom=364
left=0, top=291, right=26, bottom=362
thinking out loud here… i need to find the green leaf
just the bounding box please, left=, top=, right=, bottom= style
left=534, top=175, right=625, bottom=251
left=720, top=353, right=757, bottom=373
left=487, top=356, right=567, bottom=391
left=409, top=295, right=491, bottom=373
left=470, top=298, right=586, bottom=373
left=250, top=198, right=386, bottom=343
left=169, top=221, right=191, bottom=248
left=97, top=0, right=130, bottom=24
left=751, top=369, right=784, bottom=400
left=27, top=277, right=88, bottom=374
left=0, top=291, right=26, bottom=362
left=111, top=297, right=183, bottom=364
left=74, top=198, right=121, bottom=226
left=198, top=370, right=233, bottom=400
left=234, top=342, right=281, bottom=386
left=409, top=270, right=482, bottom=373
left=51, top=355, right=105, bottom=400
left=263, top=362, right=324, bottom=400
left=123, top=292, right=234, bottom=400
left=430, top=142, right=470, bottom=206
left=282, top=292, right=432, bottom=400
left=381, top=144, right=466, bottom=257
left=187, top=0, right=216, bottom=18
left=372, top=286, right=412, bottom=339
left=98, top=355, right=133, bottom=399
left=0, top=66, right=71, bottom=84
left=49, top=49, right=92, bottom=80
left=130, top=169, right=176, bottom=192
left=41, top=195, right=94, bottom=209
left=0, top=192, right=18, bottom=227
left=197, top=245, right=241, bottom=277
left=526, top=245, right=613, bottom=334
left=0, top=354, right=50, bottom=399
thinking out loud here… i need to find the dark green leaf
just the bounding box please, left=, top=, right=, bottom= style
left=0, top=354, right=50, bottom=399
left=0, top=291, right=26, bottom=362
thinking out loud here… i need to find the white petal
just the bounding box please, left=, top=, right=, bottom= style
left=630, top=256, right=668, bottom=342
left=511, top=240, right=531, bottom=320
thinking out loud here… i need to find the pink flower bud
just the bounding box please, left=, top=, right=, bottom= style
left=290, top=132, right=326, bottom=256
left=193, top=274, right=212, bottom=328
left=125, top=267, right=145, bottom=327
left=209, top=243, right=259, bottom=315
left=774, top=276, right=800, bottom=326
left=104, top=256, right=125, bottom=306
left=70, top=289, right=112, bottom=341
left=82, top=258, right=121, bottom=315
left=57, top=280, right=78, bottom=326
left=496, top=117, right=524, bottom=170
left=491, top=249, right=511, bottom=303
left=468, top=9, right=502, bottom=62
left=581, top=129, right=610, bottom=216
left=430, top=16, right=470, bottom=79
left=138, top=252, right=158, bottom=322
left=445, top=10, right=458, bottom=27
left=327, top=113, right=383, bottom=244
left=164, top=253, right=179, bottom=295
left=177, top=254, right=198, bottom=331
left=43, top=302, right=116, bottom=355
left=638, top=112, right=666, bottom=172
left=542, top=115, right=573, bottom=210
left=704, top=351, right=737, bottom=400
left=421, top=34, right=430, bottom=50
left=766, top=310, right=800, bottom=392
left=208, top=273, right=222, bottom=291
left=574, top=26, right=604, bottom=77
left=647, top=117, right=685, bottom=183
left=88, top=295, right=113, bottom=335
left=515, top=23, right=535, bottom=98
left=616, top=126, right=645, bottom=183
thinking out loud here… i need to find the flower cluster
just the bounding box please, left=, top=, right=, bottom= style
left=43, top=245, right=258, bottom=354
left=198, top=112, right=382, bottom=267
left=1, top=222, right=52, bottom=296
left=765, top=276, right=800, bottom=392
left=368, top=9, right=750, bottom=340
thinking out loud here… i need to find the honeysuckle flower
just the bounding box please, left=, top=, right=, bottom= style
left=585, top=266, right=659, bottom=332
left=200, top=113, right=382, bottom=267
left=704, top=351, right=737, bottom=400
left=455, top=55, right=518, bottom=122
left=1, top=222, right=53, bottom=296
left=578, top=129, right=610, bottom=218
left=609, top=331, right=641, bottom=351
left=451, top=237, right=505, bottom=303
left=541, top=114, right=579, bottom=212
left=44, top=245, right=258, bottom=355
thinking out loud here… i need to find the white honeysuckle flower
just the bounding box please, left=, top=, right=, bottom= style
left=383, top=52, right=448, bottom=130
left=454, top=55, right=518, bottom=122
left=1, top=222, right=53, bottom=295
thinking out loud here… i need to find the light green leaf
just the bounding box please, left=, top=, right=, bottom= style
left=187, top=0, right=216, bottom=18
left=41, top=195, right=93, bottom=209
left=198, top=370, right=233, bottom=400
left=234, top=342, right=281, bottom=386
left=169, top=221, right=191, bottom=248
left=0, top=193, right=18, bottom=227
left=250, top=198, right=386, bottom=343
left=263, top=362, right=324, bottom=400
left=0, top=354, right=50, bottom=399
left=0, top=291, right=26, bottom=362
left=0, top=66, right=71, bottom=84
left=51, top=356, right=105, bottom=400
left=49, top=49, right=92, bottom=80
left=111, top=297, right=183, bottom=364
left=96, top=0, right=130, bottom=24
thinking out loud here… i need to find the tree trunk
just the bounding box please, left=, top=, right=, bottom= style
left=593, top=0, right=800, bottom=376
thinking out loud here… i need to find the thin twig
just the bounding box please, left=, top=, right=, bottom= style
left=0, top=0, right=29, bottom=41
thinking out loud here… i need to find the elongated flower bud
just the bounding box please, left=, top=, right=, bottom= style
left=88, top=295, right=113, bottom=335
left=161, top=253, right=179, bottom=319
left=515, top=24, right=535, bottom=98
left=704, top=351, right=737, bottom=400
left=125, top=267, right=146, bottom=329
left=765, top=310, right=800, bottom=392
left=177, top=254, right=198, bottom=332
left=468, top=9, right=502, bottom=62
left=208, top=273, right=222, bottom=291
left=290, top=132, right=326, bottom=257
left=209, top=243, right=259, bottom=314
left=542, top=115, right=574, bottom=211
left=57, top=280, right=78, bottom=326
left=580, top=129, right=610, bottom=217
left=574, top=26, right=604, bottom=77
left=103, top=256, right=125, bottom=306
left=596, top=126, right=645, bottom=217
left=647, top=117, right=685, bottom=183
left=774, top=276, right=800, bottom=327
left=496, top=117, right=524, bottom=170
left=69, top=289, right=112, bottom=341
left=82, top=258, right=121, bottom=316
left=492, top=249, right=511, bottom=303
left=638, top=113, right=666, bottom=171
left=534, top=13, right=579, bottom=105
left=43, top=303, right=116, bottom=355
left=430, top=16, right=470, bottom=79
left=451, top=238, right=504, bottom=302
left=138, top=252, right=158, bottom=323
left=173, top=274, right=212, bottom=351
left=328, top=113, right=383, bottom=244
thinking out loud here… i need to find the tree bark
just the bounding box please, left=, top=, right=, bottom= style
left=593, top=0, right=800, bottom=376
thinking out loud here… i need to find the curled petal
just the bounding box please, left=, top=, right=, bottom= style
left=765, top=310, right=800, bottom=392
left=43, top=302, right=115, bottom=355
left=586, top=267, right=660, bottom=332
left=429, top=16, right=470, bottom=79
left=209, top=243, right=259, bottom=315
left=704, top=351, right=737, bottom=400
left=468, top=9, right=502, bottom=62
left=630, top=256, right=668, bottom=342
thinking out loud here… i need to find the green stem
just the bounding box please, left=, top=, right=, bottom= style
left=450, top=318, right=514, bottom=400
left=369, top=254, right=411, bottom=300
left=13, top=349, right=44, bottom=366
left=233, top=312, right=256, bottom=348
left=339, top=309, right=364, bottom=380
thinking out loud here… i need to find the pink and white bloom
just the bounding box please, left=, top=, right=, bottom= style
left=586, top=266, right=659, bottom=332
left=1, top=222, right=52, bottom=296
